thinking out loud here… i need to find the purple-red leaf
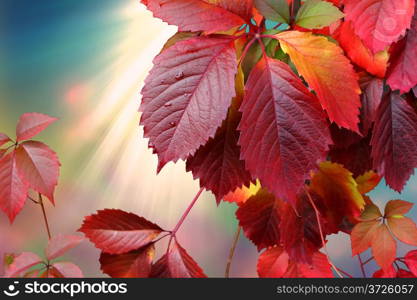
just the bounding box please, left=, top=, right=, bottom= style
left=371, top=93, right=417, bottom=192
left=405, top=250, right=417, bottom=276
left=359, top=77, right=384, bottom=135
left=46, top=234, right=84, bottom=261
left=16, top=113, right=58, bottom=142
left=79, top=209, right=163, bottom=254
left=100, top=244, right=155, bottom=278
left=150, top=240, right=207, bottom=278
left=257, top=246, right=289, bottom=278
left=238, top=56, right=331, bottom=203
left=15, top=141, right=60, bottom=203
left=387, top=13, right=417, bottom=93
left=0, top=152, right=29, bottom=223
left=141, top=0, right=247, bottom=33
left=236, top=189, right=282, bottom=251
left=140, top=36, right=237, bottom=172
left=4, top=252, right=42, bottom=278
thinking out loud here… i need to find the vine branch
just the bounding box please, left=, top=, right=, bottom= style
left=225, top=225, right=242, bottom=278
left=38, top=193, right=52, bottom=240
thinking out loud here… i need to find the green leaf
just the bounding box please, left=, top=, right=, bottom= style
left=295, top=0, right=344, bottom=29
left=254, top=0, right=290, bottom=24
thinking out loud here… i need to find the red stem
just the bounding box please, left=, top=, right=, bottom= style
left=39, top=193, right=52, bottom=240
left=357, top=254, right=367, bottom=278
left=362, top=256, right=374, bottom=265
left=171, top=187, right=204, bottom=235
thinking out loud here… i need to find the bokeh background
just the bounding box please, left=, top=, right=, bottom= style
left=0, top=0, right=416, bottom=277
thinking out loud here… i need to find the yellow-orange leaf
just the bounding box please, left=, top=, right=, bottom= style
left=277, top=31, right=361, bottom=131
left=355, top=171, right=381, bottom=195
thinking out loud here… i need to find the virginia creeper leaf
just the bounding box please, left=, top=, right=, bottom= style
left=140, top=36, right=237, bottom=171
left=277, top=30, right=361, bottom=131
left=387, top=217, right=417, bottom=246
left=0, top=152, right=29, bottom=223
left=100, top=244, right=155, bottom=278
left=396, top=269, right=415, bottom=278
left=351, top=220, right=380, bottom=255
left=208, top=0, right=254, bottom=21
left=16, top=112, right=58, bottom=142
left=371, top=224, right=397, bottom=271
left=405, top=250, right=417, bottom=276
left=238, top=56, right=331, bottom=203
left=257, top=246, right=289, bottom=278
left=51, top=262, right=84, bottom=278
left=359, top=77, right=384, bottom=135
left=296, top=0, right=344, bottom=29
left=371, top=93, right=417, bottom=192
left=223, top=180, right=261, bottom=205
left=385, top=199, right=414, bottom=218
left=79, top=209, right=163, bottom=254
left=45, top=234, right=84, bottom=261
left=297, top=252, right=333, bottom=278
left=254, top=0, right=290, bottom=24
left=336, top=21, right=388, bottom=78
left=356, top=171, right=381, bottom=195
left=344, top=0, right=415, bottom=54
left=151, top=240, right=207, bottom=278
left=373, top=266, right=397, bottom=278
left=386, top=13, right=417, bottom=93
left=236, top=189, right=282, bottom=251
left=360, top=203, right=383, bottom=221
left=0, top=133, right=11, bottom=147
left=141, top=0, right=247, bottom=33
left=15, top=141, right=60, bottom=204
left=4, top=252, right=42, bottom=278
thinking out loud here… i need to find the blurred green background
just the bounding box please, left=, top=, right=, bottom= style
left=0, top=0, right=416, bottom=277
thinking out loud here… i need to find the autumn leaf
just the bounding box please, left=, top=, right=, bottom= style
left=344, top=0, right=415, bottom=54
left=373, top=266, right=397, bottom=278
left=351, top=220, right=380, bottom=255
left=386, top=13, right=417, bottom=93
left=310, top=162, right=365, bottom=229
left=359, top=77, right=384, bottom=135
left=51, top=262, right=84, bottom=278
left=238, top=56, right=331, bottom=203
left=45, top=234, right=84, bottom=261
left=79, top=209, right=163, bottom=254
left=141, top=0, right=247, bottom=33
left=15, top=112, right=58, bottom=142
left=335, top=21, right=388, bottom=78
left=277, top=30, right=361, bottom=131
left=0, top=152, right=29, bottom=222
left=257, top=246, right=289, bottom=278
left=254, top=0, right=290, bottom=24
left=100, top=244, right=155, bottom=278
left=15, top=141, right=60, bottom=203
left=384, top=199, right=414, bottom=217
left=355, top=171, right=381, bottom=195
left=140, top=36, right=237, bottom=172
left=208, top=0, right=254, bottom=21
left=223, top=180, right=261, bottom=205
left=371, top=93, right=417, bottom=192
left=236, top=189, right=282, bottom=251
left=296, top=0, right=344, bottom=30
left=0, top=133, right=11, bottom=147
left=387, top=217, right=417, bottom=246
left=151, top=240, right=207, bottom=278
left=297, top=252, right=333, bottom=278
left=4, top=252, right=42, bottom=278
left=405, top=250, right=417, bottom=276
left=371, top=224, right=397, bottom=271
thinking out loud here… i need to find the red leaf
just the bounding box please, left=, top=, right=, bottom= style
left=387, top=217, right=417, bottom=246
left=387, top=13, right=417, bottom=93
left=335, top=21, right=388, bottom=78
left=45, top=234, right=84, bottom=261
left=100, top=244, right=155, bottom=278
left=238, top=56, right=331, bottom=203
left=371, top=224, right=397, bottom=271
left=141, top=0, right=247, bottom=33
left=79, top=209, right=163, bottom=254
left=16, top=112, right=58, bottom=142
left=0, top=152, right=29, bottom=222
left=150, top=240, right=207, bottom=278
left=4, top=252, right=42, bottom=277
left=359, top=77, right=384, bottom=135
left=397, top=269, right=416, bottom=278
left=186, top=106, right=252, bottom=204
left=344, top=0, right=415, bottom=54
left=277, top=30, right=361, bottom=131
left=371, top=93, right=417, bottom=192
left=384, top=199, right=414, bottom=217
left=236, top=189, right=282, bottom=251
left=298, top=252, right=333, bottom=278
left=15, top=141, right=60, bottom=203
left=351, top=220, right=380, bottom=255
left=257, top=246, right=289, bottom=278
left=140, top=36, right=237, bottom=171
left=405, top=250, right=417, bottom=276
left=51, top=262, right=83, bottom=278
left=373, top=265, right=397, bottom=278
left=210, top=0, right=254, bottom=21
left=0, top=133, right=11, bottom=147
